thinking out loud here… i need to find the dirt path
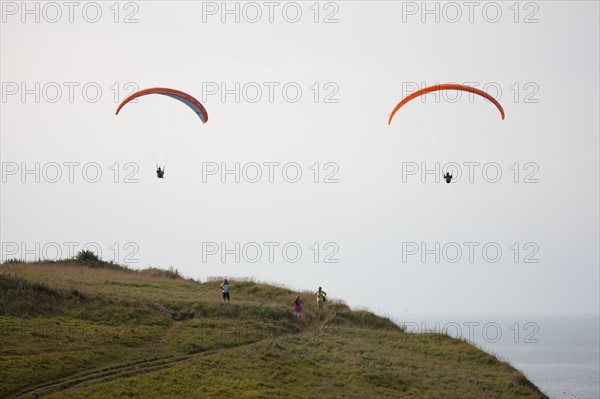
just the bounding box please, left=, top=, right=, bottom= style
left=14, top=354, right=196, bottom=399
left=12, top=308, right=337, bottom=398
left=157, top=320, right=183, bottom=344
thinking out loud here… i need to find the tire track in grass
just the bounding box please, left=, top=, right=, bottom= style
left=13, top=307, right=334, bottom=398
left=14, top=355, right=195, bottom=399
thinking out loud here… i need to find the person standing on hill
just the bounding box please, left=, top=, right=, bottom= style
left=315, top=287, right=327, bottom=312
left=220, top=279, right=230, bottom=303
left=291, top=296, right=303, bottom=320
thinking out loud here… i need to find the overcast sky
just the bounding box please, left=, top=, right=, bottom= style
left=1, top=1, right=598, bottom=318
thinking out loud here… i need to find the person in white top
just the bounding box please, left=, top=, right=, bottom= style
left=220, top=279, right=230, bottom=302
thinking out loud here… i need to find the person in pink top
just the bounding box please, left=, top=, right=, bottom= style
left=291, top=296, right=303, bottom=320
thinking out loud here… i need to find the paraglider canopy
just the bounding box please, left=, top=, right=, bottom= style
left=388, top=83, right=505, bottom=125
left=114, top=87, right=208, bottom=173
left=115, top=87, right=208, bottom=123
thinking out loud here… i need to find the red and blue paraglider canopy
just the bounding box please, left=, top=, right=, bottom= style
left=115, top=87, right=208, bottom=123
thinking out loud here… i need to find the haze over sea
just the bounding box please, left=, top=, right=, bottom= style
left=395, top=315, right=600, bottom=399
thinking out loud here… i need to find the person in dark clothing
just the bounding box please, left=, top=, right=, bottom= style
left=443, top=172, right=453, bottom=184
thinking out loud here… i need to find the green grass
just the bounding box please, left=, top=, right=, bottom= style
left=0, top=261, right=547, bottom=399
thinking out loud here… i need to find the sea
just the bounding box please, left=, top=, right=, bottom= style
left=393, top=315, right=600, bottom=399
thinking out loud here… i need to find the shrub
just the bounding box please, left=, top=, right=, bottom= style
left=74, top=250, right=101, bottom=263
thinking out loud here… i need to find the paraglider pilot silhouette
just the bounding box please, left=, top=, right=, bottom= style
left=443, top=172, right=453, bottom=184
left=156, top=166, right=165, bottom=179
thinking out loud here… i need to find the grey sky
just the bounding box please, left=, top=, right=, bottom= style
left=1, top=1, right=598, bottom=317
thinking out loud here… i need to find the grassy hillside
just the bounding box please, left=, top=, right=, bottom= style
left=0, top=260, right=547, bottom=398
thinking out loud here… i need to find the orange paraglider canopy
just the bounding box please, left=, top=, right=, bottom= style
left=388, top=83, right=505, bottom=125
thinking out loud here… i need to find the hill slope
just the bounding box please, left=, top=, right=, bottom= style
left=0, top=261, right=547, bottom=398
